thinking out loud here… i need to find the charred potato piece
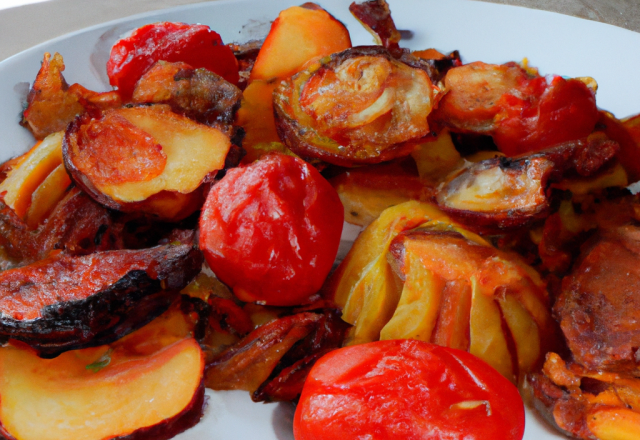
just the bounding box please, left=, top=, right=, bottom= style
left=132, top=61, right=242, bottom=132
left=274, top=46, right=437, bottom=166
left=0, top=243, right=203, bottom=357
left=63, top=105, right=231, bottom=221
left=555, top=224, right=640, bottom=372
left=0, top=305, right=205, bottom=440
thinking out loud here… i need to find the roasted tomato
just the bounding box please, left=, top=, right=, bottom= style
left=294, top=339, right=525, bottom=440
left=107, top=22, right=239, bottom=99
left=432, top=61, right=599, bottom=156
left=199, top=153, right=343, bottom=306
left=274, top=46, right=438, bottom=166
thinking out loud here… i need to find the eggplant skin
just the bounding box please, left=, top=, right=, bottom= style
left=0, top=244, right=203, bottom=358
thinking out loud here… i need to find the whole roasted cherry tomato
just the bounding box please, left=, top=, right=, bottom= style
left=107, top=22, right=239, bottom=99
left=199, top=153, right=344, bottom=306
left=294, top=339, right=525, bottom=440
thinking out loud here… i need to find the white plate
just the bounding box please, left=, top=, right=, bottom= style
left=2, top=0, right=640, bottom=439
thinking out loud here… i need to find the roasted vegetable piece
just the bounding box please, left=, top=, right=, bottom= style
left=0, top=305, right=205, bottom=440
left=205, top=312, right=321, bottom=393
left=132, top=61, right=242, bottom=132
left=294, top=340, right=525, bottom=440
left=530, top=353, right=640, bottom=440
left=330, top=158, right=433, bottom=226
left=274, top=46, right=438, bottom=166
left=249, top=3, right=352, bottom=82
left=432, top=61, right=599, bottom=156
left=555, top=224, right=640, bottom=372
left=107, top=22, right=239, bottom=99
left=349, top=0, right=401, bottom=53
left=0, top=187, right=122, bottom=267
left=236, top=3, right=351, bottom=159
left=0, top=243, right=203, bottom=357
left=435, top=136, right=619, bottom=233
left=383, top=225, right=555, bottom=382
left=0, top=132, right=68, bottom=221
left=206, top=309, right=349, bottom=402
left=325, top=201, right=451, bottom=345
left=200, top=153, right=343, bottom=306
left=64, top=104, right=230, bottom=221
left=252, top=309, right=350, bottom=402
left=21, top=53, right=122, bottom=140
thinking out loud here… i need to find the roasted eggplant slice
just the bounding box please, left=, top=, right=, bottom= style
left=435, top=136, right=620, bottom=233
left=0, top=243, right=203, bottom=357
left=274, top=46, right=437, bottom=166
left=63, top=104, right=231, bottom=221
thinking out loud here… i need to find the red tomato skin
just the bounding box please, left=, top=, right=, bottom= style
left=107, top=22, right=239, bottom=99
left=494, top=76, right=598, bottom=156
left=294, top=339, right=525, bottom=440
left=199, top=153, right=344, bottom=306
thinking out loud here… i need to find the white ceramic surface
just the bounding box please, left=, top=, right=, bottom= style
left=2, top=0, right=640, bottom=438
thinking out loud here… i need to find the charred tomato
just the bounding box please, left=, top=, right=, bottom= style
left=294, top=339, right=525, bottom=440
left=199, top=153, right=344, bottom=306
left=107, top=22, right=239, bottom=99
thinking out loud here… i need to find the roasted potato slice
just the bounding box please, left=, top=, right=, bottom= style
left=63, top=105, right=231, bottom=221
left=0, top=305, right=205, bottom=440
left=0, top=243, right=203, bottom=357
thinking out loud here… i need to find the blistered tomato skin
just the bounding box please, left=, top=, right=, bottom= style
left=107, top=22, right=239, bottom=99
left=199, top=153, right=344, bottom=306
left=294, top=339, right=525, bottom=440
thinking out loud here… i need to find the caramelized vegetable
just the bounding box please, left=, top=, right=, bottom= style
left=64, top=105, right=231, bottom=221
left=530, top=353, right=640, bottom=440
left=435, top=136, right=619, bottom=233
left=432, top=61, right=599, bottom=156
left=330, top=158, right=432, bottom=226
left=22, top=53, right=121, bottom=140
left=555, top=225, right=640, bottom=372
left=0, top=187, right=122, bottom=266
left=132, top=61, right=242, bottom=132
left=107, top=22, right=239, bottom=100
left=206, top=309, right=349, bottom=402
left=236, top=3, right=351, bottom=159
left=349, top=0, right=401, bottom=53
left=0, top=243, right=203, bottom=357
left=384, top=224, right=555, bottom=382
left=0, top=305, right=205, bottom=440
left=274, top=46, right=437, bottom=166
left=249, top=3, right=352, bottom=82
